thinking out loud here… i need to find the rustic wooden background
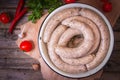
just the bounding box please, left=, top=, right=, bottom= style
left=0, top=0, right=120, bottom=80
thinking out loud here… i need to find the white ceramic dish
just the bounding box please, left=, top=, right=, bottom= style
left=38, top=3, right=114, bottom=78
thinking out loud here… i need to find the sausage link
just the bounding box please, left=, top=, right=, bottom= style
left=43, top=8, right=80, bottom=43
left=48, top=24, right=87, bottom=73
left=55, top=20, right=94, bottom=58
left=79, top=8, right=110, bottom=70
left=61, top=54, right=95, bottom=66
left=61, top=16, right=101, bottom=54
left=58, top=28, right=82, bottom=46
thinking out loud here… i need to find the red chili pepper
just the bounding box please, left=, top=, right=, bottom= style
left=8, top=7, right=28, bottom=34
left=15, top=0, right=24, bottom=17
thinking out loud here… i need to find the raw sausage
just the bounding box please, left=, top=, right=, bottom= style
left=43, top=8, right=80, bottom=43
left=79, top=8, right=110, bottom=70
left=58, top=28, right=82, bottom=46
left=61, top=54, right=95, bottom=66
left=55, top=20, right=94, bottom=58
left=58, top=28, right=95, bottom=66
left=48, top=24, right=87, bottom=73
left=60, top=16, right=100, bottom=54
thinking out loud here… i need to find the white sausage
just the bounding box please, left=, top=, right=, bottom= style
left=55, top=20, right=94, bottom=58
left=58, top=28, right=82, bottom=46
left=43, top=8, right=80, bottom=43
left=48, top=24, right=87, bottom=73
left=61, top=54, right=95, bottom=66
left=79, top=8, right=110, bottom=70
left=58, top=27, right=95, bottom=66
left=60, top=16, right=101, bottom=54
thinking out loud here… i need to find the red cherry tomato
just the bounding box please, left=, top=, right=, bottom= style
left=64, top=0, right=76, bottom=4
left=103, top=2, right=112, bottom=12
left=0, top=12, right=10, bottom=24
left=20, top=40, right=33, bottom=52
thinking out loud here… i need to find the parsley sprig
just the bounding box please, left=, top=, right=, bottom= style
left=27, top=0, right=63, bottom=23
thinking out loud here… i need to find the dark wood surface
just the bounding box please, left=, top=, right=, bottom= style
left=0, top=0, right=120, bottom=80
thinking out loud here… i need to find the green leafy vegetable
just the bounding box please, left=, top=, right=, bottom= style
left=26, top=0, right=63, bottom=23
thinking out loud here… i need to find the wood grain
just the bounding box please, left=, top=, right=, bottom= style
left=101, top=72, right=120, bottom=80
left=0, top=69, right=44, bottom=80
left=0, top=0, right=120, bottom=80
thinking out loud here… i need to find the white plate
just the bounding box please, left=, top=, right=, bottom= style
left=38, top=3, right=114, bottom=78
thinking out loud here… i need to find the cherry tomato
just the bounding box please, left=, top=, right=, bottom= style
left=64, top=0, right=76, bottom=4
left=20, top=40, right=33, bottom=52
left=103, top=2, right=112, bottom=12
left=0, top=12, right=10, bottom=24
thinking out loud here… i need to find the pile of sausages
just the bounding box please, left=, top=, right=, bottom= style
left=43, top=8, right=110, bottom=74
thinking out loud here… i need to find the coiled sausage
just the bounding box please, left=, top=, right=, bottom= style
left=48, top=24, right=87, bottom=73
left=79, top=8, right=110, bottom=70
left=43, top=8, right=80, bottom=43
left=55, top=20, right=94, bottom=58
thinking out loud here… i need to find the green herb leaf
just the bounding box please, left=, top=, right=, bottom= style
left=26, top=0, right=63, bottom=23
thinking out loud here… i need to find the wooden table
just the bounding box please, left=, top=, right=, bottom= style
left=0, top=0, right=120, bottom=80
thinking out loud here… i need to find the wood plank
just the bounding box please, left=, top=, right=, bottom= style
left=0, top=64, right=34, bottom=70
left=113, top=42, right=120, bottom=51
left=0, top=40, right=18, bottom=48
left=110, top=52, right=120, bottom=63
left=113, top=25, right=120, bottom=32
left=0, top=48, right=32, bottom=58
left=112, top=50, right=120, bottom=54
left=104, top=63, right=120, bottom=72
left=0, top=33, right=19, bottom=41
left=0, top=0, right=19, bottom=9
left=114, top=32, right=120, bottom=42
left=0, top=58, right=40, bottom=70
left=0, top=0, right=18, bottom=4
left=0, top=59, right=6, bottom=67
left=0, top=69, right=44, bottom=80
left=6, top=58, right=39, bottom=64
left=0, top=0, right=28, bottom=9
left=101, top=72, right=120, bottom=80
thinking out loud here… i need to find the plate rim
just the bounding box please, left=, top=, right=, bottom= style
left=38, top=3, right=114, bottom=78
